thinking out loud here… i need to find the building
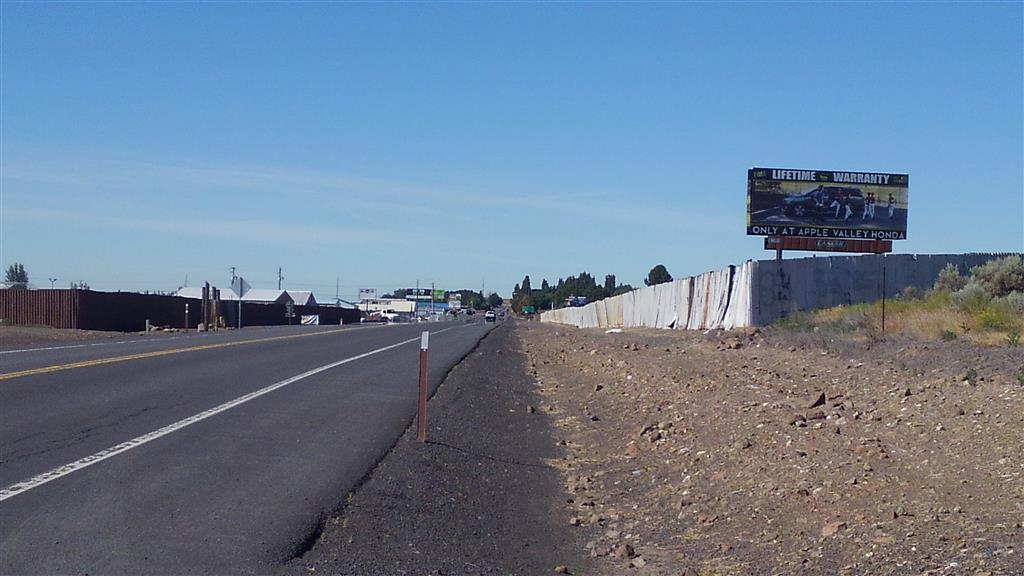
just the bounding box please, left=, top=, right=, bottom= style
left=360, top=298, right=415, bottom=314
left=173, top=287, right=316, bottom=306
left=288, top=291, right=317, bottom=306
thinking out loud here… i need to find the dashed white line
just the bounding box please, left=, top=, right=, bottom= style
left=0, top=325, right=460, bottom=502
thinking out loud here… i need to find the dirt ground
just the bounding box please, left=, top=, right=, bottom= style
left=0, top=325, right=191, bottom=351
left=0, top=325, right=132, bottom=349
left=517, top=322, right=1023, bottom=575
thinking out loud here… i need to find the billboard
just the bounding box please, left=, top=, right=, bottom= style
left=405, top=288, right=433, bottom=301
left=358, top=288, right=376, bottom=301
left=747, top=168, right=908, bottom=240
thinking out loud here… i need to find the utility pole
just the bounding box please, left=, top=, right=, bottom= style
left=238, top=277, right=243, bottom=329
left=278, top=267, right=283, bottom=290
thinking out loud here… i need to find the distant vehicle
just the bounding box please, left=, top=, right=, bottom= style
left=484, top=310, right=496, bottom=322
left=782, top=186, right=864, bottom=219
left=566, top=296, right=588, bottom=307
left=362, top=310, right=399, bottom=323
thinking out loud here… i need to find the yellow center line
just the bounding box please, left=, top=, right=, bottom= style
left=0, top=328, right=351, bottom=381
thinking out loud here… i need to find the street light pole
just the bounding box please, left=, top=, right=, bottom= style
left=49, top=278, right=58, bottom=289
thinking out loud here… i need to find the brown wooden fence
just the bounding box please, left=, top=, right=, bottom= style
left=1, top=289, right=362, bottom=332
left=1, top=289, right=82, bottom=329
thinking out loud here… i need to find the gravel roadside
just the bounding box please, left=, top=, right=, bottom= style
left=518, top=322, right=1023, bottom=576
left=285, top=322, right=594, bottom=576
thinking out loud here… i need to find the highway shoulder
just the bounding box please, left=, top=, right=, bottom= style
left=285, top=323, right=594, bottom=575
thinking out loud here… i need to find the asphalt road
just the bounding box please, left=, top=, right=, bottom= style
left=0, top=320, right=493, bottom=575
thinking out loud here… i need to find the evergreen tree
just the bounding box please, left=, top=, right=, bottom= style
left=5, top=263, right=28, bottom=287
left=604, top=274, right=616, bottom=296
left=645, top=264, right=673, bottom=286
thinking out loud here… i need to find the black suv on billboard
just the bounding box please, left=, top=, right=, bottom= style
left=782, top=186, right=865, bottom=219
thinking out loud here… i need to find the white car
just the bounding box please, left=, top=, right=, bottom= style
left=484, top=310, right=496, bottom=322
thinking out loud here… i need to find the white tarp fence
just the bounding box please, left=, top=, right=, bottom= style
left=541, top=253, right=1016, bottom=330
left=540, top=261, right=755, bottom=331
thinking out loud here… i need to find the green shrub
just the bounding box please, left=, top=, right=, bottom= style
left=975, top=299, right=1015, bottom=331
left=1007, top=329, right=1021, bottom=347
left=776, top=313, right=814, bottom=331
left=940, top=329, right=958, bottom=341
left=964, top=367, right=979, bottom=385
left=921, top=289, right=951, bottom=311
left=951, top=282, right=991, bottom=314
left=934, top=263, right=967, bottom=293
left=969, top=255, right=1024, bottom=298
left=999, top=291, right=1024, bottom=316
left=901, top=285, right=924, bottom=300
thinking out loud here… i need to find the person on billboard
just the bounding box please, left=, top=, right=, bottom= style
left=863, top=192, right=876, bottom=219
left=888, top=193, right=896, bottom=218
left=811, top=185, right=826, bottom=207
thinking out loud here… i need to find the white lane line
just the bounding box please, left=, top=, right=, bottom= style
left=0, top=326, right=459, bottom=502
left=0, top=326, right=370, bottom=355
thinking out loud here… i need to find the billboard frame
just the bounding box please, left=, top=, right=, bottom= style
left=747, top=167, right=909, bottom=244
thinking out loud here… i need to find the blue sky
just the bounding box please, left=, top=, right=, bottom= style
left=2, top=2, right=1021, bottom=299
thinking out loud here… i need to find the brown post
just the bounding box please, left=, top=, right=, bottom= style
left=881, top=255, right=887, bottom=334
left=416, top=331, right=429, bottom=442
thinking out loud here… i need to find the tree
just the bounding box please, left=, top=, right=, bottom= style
left=487, top=292, right=503, bottom=308
left=645, top=264, right=673, bottom=287
left=603, top=274, right=616, bottom=297
left=5, top=263, right=28, bottom=287
left=70, top=280, right=90, bottom=290
left=513, top=275, right=533, bottom=312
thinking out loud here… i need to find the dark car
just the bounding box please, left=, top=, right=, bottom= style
left=782, top=186, right=864, bottom=219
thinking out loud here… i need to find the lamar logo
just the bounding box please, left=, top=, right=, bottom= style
left=816, top=240, right=847, bottom=248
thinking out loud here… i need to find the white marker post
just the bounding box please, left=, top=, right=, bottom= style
left=416, top=331, right=429, bottom=443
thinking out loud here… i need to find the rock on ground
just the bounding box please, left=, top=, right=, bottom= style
left=518, top=322, right=1023, bottom=575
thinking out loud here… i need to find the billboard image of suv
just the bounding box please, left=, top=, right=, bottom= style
left=747, top=167, right=909, bottom=240
left=782, top=186, right=865, bottom=219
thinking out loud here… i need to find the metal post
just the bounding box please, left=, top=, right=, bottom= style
left=416, top=331, right=429, bottom=443
left=881, top=254, right=887, bottom=334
